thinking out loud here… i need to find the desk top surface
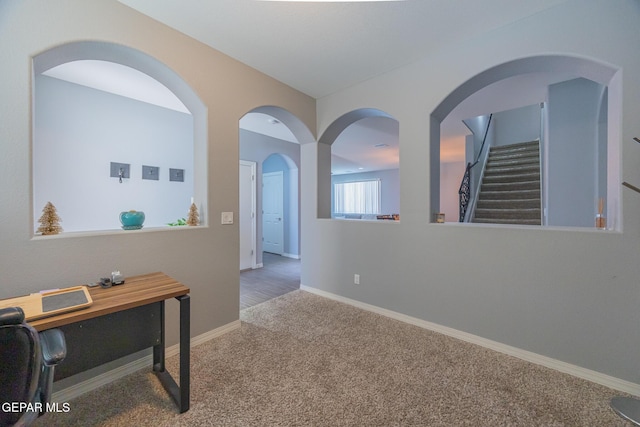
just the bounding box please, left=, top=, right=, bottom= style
left=29, top=272, right=190, bottom=331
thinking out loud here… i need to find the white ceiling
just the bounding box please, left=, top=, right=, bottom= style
left=117, top=0, right=569, bottom=99
left=42, top=1, right=575, bottom=175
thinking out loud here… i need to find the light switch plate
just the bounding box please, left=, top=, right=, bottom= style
left=221, top=212, right=234, bottom=225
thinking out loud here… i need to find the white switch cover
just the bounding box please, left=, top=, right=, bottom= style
left=221, top=212, right=234, bottom=224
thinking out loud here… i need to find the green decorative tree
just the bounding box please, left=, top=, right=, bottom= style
left=187, top=203, right=199, bottom=226
left=37, top=201, right=63, bottom=235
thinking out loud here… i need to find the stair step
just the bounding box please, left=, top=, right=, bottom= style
left=483, top=172, right=540, bottom=183
left=481, top=178, right=540, bottom=189
left=476, top=198, right=540, bottom=209
left=487, top=156, right=540, bottom=168
left=489, top=141, right=539, bottom=153
left=474, top=207, right=541, bottom=220
left=489, top=145, right=539, bottom=155
left=488, top=143, right=540, bottom=160
left=487, top=150, right=540, bottom=162
left=479, top=189, right=540, bottom=200
left=484, top=164, right=540, bottom=176
left=473, top=217, right=542, bottom=225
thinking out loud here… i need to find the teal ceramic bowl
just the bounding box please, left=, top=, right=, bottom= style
left=120, top=210, right=145, bottom=230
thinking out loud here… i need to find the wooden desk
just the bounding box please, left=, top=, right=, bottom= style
left=30, top=272, right=190, bottom=413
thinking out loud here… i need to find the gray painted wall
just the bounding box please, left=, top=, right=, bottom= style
left=493, top=104, right=540, bottom=147
left=547, top=78, right=606, bottom=227
left=310, top=0, right=640, bottom=386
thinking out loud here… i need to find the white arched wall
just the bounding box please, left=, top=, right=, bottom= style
left=32, top=41, right=208, bottom=231
left=430, top=54, right=621, bottom=226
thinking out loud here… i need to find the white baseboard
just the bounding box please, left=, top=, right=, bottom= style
left=253, top=263, right=263, bottom=269
left=52, top=320, right=241, bottom=403
left=282, top=253, right=300, bottom=260
left=300, top=285, right=640, bottom=396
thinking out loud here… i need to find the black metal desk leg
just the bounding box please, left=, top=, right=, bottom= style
left=153, top=296, right=190, bottom=413
left=178, top=294, right=190, bottom=413
left=153, top=301, right=166, bottom=372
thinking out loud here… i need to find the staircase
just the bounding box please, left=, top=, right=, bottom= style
left=472, top=140, right=541, bottom=225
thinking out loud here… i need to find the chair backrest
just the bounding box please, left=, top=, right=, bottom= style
left=0, top=307, right=42, bottom=427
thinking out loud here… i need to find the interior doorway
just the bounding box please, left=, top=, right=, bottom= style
left=239, top=106, right=312, bottom=310
left=262, top=171, right=284, bottom=255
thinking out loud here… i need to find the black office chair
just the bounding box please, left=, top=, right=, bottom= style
left=0, top=307, right=66, bottom=427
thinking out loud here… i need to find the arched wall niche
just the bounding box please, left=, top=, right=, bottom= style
left=32, top=41, right=208, bottom=233
left=430, top=54, right=621, bottom=229
left=317, top=108, right=399, bottom=220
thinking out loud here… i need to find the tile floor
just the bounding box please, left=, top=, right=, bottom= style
left=240, top=252, right=300, bottom=310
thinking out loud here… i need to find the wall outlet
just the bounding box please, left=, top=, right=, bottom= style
left=354, top=274, right=360, bottom=285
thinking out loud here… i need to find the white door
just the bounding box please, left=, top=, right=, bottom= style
left=239, top=161, right=256, bottom=270
left=262, top=171, right=284, bottom=255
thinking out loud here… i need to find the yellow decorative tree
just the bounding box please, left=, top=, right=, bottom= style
left=187, top=203, right=199, bottom=226
left=37, top=201, right=63, bottom=235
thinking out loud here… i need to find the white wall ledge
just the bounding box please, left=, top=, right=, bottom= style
left=31, top=225, right=208, bottom=241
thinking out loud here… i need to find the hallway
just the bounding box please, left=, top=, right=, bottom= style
left=240, top=252, right=300, bottom=310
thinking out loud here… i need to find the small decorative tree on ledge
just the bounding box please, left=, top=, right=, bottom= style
left=187, top=203, right=199, bottom=226
left=37, top=201, right=63, bottom=235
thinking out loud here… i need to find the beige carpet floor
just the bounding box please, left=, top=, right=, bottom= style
left=36, top=290, right=634, bottom=426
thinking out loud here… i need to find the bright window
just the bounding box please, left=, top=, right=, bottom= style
left=334, top=179, right=381, bottom=214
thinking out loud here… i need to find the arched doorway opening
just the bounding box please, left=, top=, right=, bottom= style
left=239, top=106, right=311, bottom=309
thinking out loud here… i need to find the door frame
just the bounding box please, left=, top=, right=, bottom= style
left=239, top=160, right=257, bottom=270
